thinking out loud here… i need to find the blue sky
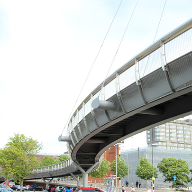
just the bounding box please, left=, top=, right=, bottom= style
left=0, top=0, right=192, bottom=155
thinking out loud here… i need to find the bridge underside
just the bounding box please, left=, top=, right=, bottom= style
left=26, top=20, right=192, bottom=182
left=73, top=47, right=192, bottom=171
left=74, top=86, right=192, bottom=171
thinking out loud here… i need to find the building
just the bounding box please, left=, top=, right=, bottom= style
left=121, top=118, right=192, bottom=188
left=88, top=145, right=119, bottom=184
left=147, top=119, right=192, bottom=149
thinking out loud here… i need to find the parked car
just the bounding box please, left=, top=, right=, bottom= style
left=11, top=185, right=24, bottom=191
left=71, top=188, right=76, bottom=192
left=0, top=185, right=13, bottom=192
left=23, top=185, right=30, bottom=190
left=64, top=187, right=73, bottom=192
left=55, top=186, right=64, bottom=192
left=51, top=186, right=56, bottom=192
left=48, top=186, right=56, bottom=192
left=74, top=188, right=105, bottom=192
left=29, top=184, right=43, bottom=191
left=8, top=183, right=15, bottom=188
left=0, top=188, right=9, bottom=192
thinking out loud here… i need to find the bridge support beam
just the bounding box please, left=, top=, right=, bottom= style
left=58, top=135, right=72, bottom=142
left=74, top=162, right=99, bottom=187
left=42, top=178, right=53, bottom=190
left=71, top=173, right=80, bottom=186
left=92, top=98, right=115, bottom=110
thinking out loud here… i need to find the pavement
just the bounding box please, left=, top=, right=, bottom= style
left=116, top=187, right=182, bottom=192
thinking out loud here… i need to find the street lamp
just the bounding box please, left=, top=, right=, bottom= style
left=115, top=143, right=122, bottom=188
left=124, top=153, right=129, bottom=187
left=116, top=144, right=118, bottom=188
left=152, top=143, right=158, bottom=192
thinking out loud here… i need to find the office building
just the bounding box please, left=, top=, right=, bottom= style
left=121, top=118, right=192, bottom=188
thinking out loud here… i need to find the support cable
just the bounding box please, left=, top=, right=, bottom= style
left=99, top=0, right=139, bottom=96
left=61, top=0, right=123, bottom=135
left=142, top=0, right=168, bottom=77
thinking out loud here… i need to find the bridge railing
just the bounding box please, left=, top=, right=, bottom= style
left=65, top=19, right=192, bottom=154
left=32, top=158, right=72, bottom=173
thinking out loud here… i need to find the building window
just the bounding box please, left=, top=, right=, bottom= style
left=155, top=128, right=159, bottom=131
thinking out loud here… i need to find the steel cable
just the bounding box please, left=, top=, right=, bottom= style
left=61, top=0, right=123, bottom=135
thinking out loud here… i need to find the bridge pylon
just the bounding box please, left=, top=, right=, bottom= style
left=73, top=162, right=99, bottom=187
left=42, top=178, right=53, bottom=190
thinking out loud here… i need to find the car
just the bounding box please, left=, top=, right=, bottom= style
left=0, top=188, right=9, bottom=192
left=11, top=185, right=24, bottom=191
left=8, top=183, right=15, bottom=188
left=48, top=186, right=56, bottom=192
left=29, top=184, right=43, bottom=191
left=55, top=186, right=64, bottom=192
left=71, top=188, right=76, bottom=192
left=74, top=188, right=105, bottom=192
left=0, top=185, right=13, bottom=192
left=64, top=187, right=73, bottom=192
left=23, top=185, right=30, bottom=190
left=51, top=186, right=56, bottom=192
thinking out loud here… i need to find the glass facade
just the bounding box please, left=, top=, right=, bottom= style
left=121, top=119, right=192, bottom=188
left=147, top=119, right=192, bottom=149
left=121, top=147, right=192, bottom=189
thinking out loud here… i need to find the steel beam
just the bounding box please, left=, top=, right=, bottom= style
left=92, top=97, right=115, bottom=110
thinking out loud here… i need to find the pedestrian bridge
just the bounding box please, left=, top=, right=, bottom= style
left=28, top=19, right=192, bottom=185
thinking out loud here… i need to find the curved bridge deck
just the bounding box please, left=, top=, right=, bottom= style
left=66, top=19, right=192, bottom=171
left=28, top=19, right=192, bottom=181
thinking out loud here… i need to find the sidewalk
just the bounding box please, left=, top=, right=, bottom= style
left=118, top=187, right=190, bottom=192
left=116, top=187, right=177, bottom=192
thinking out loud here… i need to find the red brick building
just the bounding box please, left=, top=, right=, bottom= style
left=88, top=145, right=119, bottom=183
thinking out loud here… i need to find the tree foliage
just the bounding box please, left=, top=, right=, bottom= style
left=40, top=154, right=69, bottom=167
left=0, top=133, right=42, bottom=192
left=58, top=154, right=69, bottom=162
left=111, top=156, right=130, bottom=178
left=157, top=157, right=190, bottom=187
left=40, top=156, right=60, bottom=166
left=0, top=147, right=15, bottom=186
left=89, top=159, right=111, bottom=179
left=135, top=157, right=158, bottom=188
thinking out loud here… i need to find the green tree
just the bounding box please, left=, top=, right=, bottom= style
left=135, top=157, right=158, bottom=188
left=190, top=169, right=192, bottom=182
left=111, top=156, right=130, bottom=178
left=0, top=134, right=42, bottom=192
left=58, top=154, right=69, bottom=162
left=157, top=157, right=190, bottom=188
left=40, top=156, right=60, bottom=166
left=0, top=147, right=15, bottom=187
left=89, top=159, right=111, bottom=179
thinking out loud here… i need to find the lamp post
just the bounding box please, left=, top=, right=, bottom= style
left=115, top=143, right=122, bottom=188
left=151, top=143, right=158, bottom=192
left=116, top=144, right=118, bottom=188
left=124, top=153, right=129, bottom=187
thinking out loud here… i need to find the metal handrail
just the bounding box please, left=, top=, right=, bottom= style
left=68, top=18, right=192, bottom=132
left=32, top=158, right=72, bottom=173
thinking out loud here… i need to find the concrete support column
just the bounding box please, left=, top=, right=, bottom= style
left=83, top=173, right=88, bottom=187
left=42, top=178, right=53, bottom=190
left=74, top=162, right=99, bottom=187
